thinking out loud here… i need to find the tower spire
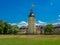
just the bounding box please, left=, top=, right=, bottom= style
left=31, top=3, right=35, bottom=9
left=27, top=3, right=36, bottom=34
left=29, top=9, right=35, bottom=17
left=28, top=3, right=35, bottom=17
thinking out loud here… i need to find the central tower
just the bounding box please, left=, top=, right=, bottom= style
left=27, top=9, right=36, bottom=34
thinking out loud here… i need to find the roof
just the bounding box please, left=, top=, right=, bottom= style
left=29, top=9, right=35, bottom=17
left=54, top=26, right=60, bottom=28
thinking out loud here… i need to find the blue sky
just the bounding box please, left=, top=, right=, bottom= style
left=0, top=0, right=60, bottom=24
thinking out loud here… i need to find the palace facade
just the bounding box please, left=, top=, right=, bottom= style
left=18, top=10, right=60, bottom=35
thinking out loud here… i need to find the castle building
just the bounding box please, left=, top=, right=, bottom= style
left=19, top=9, right=60, bottom=35
left=27, top=9, right=36, bottom=34
left=19, top=9, right=44, bottom=35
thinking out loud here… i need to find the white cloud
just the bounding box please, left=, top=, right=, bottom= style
left=58, top=15, right=60, bottom=17
left=52, top=22, right=60, bottom=26
left=9, top=20, right=47, bottom=27
left=17, top=21, right=28, bottom=28
left=36, top=20, right=47, bottom=26
left=9, top=21, right=28, bottom=28
left=9, top=23, right=17, bottom=25
left=38, top=20, right=46, bottom=24
left=10, top=23, right=17, bottom=25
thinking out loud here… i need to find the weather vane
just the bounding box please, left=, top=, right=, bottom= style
left=31, top=3, right=35, bottom=10
left=32, top=3, right=35, bottom=7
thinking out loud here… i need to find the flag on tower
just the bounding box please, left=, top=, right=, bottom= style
left=32, top=3, right=35, bottom=7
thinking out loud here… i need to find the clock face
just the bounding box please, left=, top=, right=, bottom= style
left=32, top=13, right=34, bottom=15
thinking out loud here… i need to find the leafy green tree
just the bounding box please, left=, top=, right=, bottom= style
left=0, top=19, right=19, bottom=35
left=0, top=19, right=11, bottom=34
left=8, top=29, right=13, bottom=34
left=45, top=24, right=54, bottom=35
left=6, top=24, right=12, bottom=34
left=3, top=22, right=10, bottom=34
left=0, top=19, right=4, bottom=34
left=0, top=27, right=2, bottom=34
left=11, top=25, right=19, bottom=34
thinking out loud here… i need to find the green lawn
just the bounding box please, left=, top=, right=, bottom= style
left=0, top=35, right=60, bottom=45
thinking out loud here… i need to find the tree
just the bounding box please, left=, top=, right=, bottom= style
left=11, top=25, right=19, bottom=34
left=0, top=19, right=12, bottom=34
left=0, top=27, right=2, bottom=34
left=0, top=19, right=4, bottom=34
left=44, top=24, right=54, bottom=35
left=8, top=29, right=13, bottom=34
left=0, top=19, right=19, bottom=35
left=3, top=22, right=11, bottom=34
left=6, top=23, right=12, bottom=34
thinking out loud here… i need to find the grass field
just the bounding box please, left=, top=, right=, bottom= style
left=0, top=35, right=60, bottom=45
